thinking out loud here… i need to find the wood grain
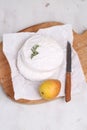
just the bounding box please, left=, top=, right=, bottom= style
left=0, top=22, right=87, bottom=104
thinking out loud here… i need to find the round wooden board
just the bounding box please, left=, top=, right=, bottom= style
left=0, top=22, right=87, bottom=104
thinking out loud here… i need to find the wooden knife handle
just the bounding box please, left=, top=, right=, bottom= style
left=65, top=72, right=71, bottom=102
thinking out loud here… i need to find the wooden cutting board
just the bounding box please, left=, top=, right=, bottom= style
left=0, top=22, right=87, bottom=104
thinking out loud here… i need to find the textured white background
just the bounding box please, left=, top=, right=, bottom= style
left=0, top=0, right=87, bottom=130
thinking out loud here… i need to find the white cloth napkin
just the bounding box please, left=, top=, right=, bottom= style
left=3, top=24, right=86, bottom=100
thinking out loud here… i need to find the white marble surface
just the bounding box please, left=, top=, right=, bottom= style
left=0, top=0, right=87, bottom=130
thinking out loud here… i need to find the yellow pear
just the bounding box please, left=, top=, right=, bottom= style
left=39, top=79, right=61, bottom=100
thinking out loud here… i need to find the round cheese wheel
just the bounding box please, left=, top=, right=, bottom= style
left=17, top=34, right=64, bottom=81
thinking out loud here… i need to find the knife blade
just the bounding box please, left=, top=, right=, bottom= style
left=65, top=41, right=72, bottom=102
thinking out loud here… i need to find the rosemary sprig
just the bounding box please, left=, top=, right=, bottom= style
left=31, top=44, right=39, bottom=59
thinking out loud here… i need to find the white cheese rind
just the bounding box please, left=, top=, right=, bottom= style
left=17, top=34, right=64, bottom=81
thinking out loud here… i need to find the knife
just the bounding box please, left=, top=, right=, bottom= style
left=65, top=41, right=72, bottom=102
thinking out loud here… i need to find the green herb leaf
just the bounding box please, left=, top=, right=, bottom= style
left=31, top=44, right=39, bottom=59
